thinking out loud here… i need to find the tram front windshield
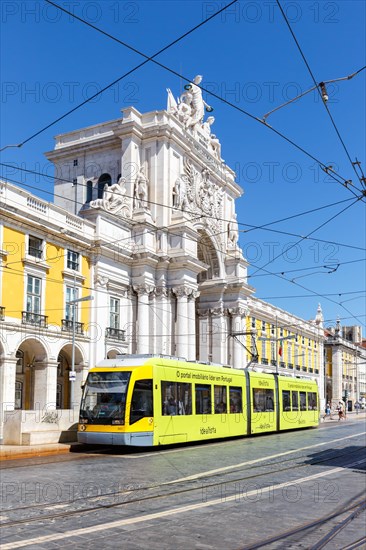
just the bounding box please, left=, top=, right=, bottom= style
left=80, top=371, right=131, bottom=424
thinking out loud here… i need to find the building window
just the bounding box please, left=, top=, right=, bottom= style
left=28, top=236, right=43, bottom=259
left=73, top=159, right=78, bottom=166
left=261, top=320, right=266, bottom=332
left=65, top=286, right=78, bottom=321
left=251, top=317, right=256, bottom=329
left=110, top=298, right=120, bottom=329
left=67, top=250, right=79, bottom=271
left=97, top=173, right=112, bottom=199
left=16, top=349, right=25, bottom=374
left=56, top=383, right=62, bottom=409
left=271, top=341, right=275, bottom=362
left=261, top=340, right=266, bottom=361
left=280, top=327, right=284, bottom=337
left=271, top=324, right=275, bottom=335
left=15, top=381, right=23, bottom=410
left=86, top=180, right=93, bottom=203
left=27, top=275, right=41, bottom=314
left=287, top=343, right=292, bottom=365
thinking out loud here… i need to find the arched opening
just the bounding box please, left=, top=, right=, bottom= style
left=197, top=230, right=220, bottom=282
left=15, top=339, right=48, bottom=410
left=57, top=352, right=70, bottom=409
left=97, top=173, right=112, bottom=199
left=57, top=344, right=85, bottom=408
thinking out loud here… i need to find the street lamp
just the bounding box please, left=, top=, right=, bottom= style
left=67, top=294, right=94, bottom=408
left=262, top=70, right=360, bottom=123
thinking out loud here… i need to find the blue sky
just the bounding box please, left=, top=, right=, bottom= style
left=1, top=0, right=365, bottom=330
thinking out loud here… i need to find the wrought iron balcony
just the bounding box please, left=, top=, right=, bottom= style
left=22, top=311, right=48, bottom=328
left=61, top=319, right=84, bottom=334
left=105, top=327, right=126, bottom=341
left=296, top=365, right=301, bottom=370
left=271, top=359, right=277, bottom=366
left=0, top=306, right=4, bottom=321
left=261, top=358, right=268, bottom=365
left=288, top=363, right=293, bottom=369
left=280, top=362, right=286, bottom=368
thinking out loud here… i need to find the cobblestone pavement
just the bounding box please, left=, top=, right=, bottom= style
left=1, top=416, right=365, bottom=549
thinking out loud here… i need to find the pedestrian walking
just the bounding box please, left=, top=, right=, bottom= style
left=355, top=402, right=360, bottom=415
left=337, top=401, right=345, bottom=421
left=325, top=402, right=331, bottom=416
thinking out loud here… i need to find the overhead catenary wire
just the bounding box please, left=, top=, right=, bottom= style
left=2, top=209, right=364, bottom=329
left=2, top=0, right=364, bottom=201
left=1, top=169, right=364, bottom=253
left=1, top=173, right=365, bottom=327
left=0, top=0, right=237, bottom=149
left=276, top=0, right=366, bottom=190
left=248, top=197, right=363, bottom=278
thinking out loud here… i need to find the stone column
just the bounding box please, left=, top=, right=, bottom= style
left=229, top=307, right=246, bottom=369
left=187, top=291, right=199, bottom=361
left=197, top=309, right=210, bottom=363
left=0, top=357, right=17, bottom=438
left=210, top=307, right=226, bottom=365
left=332, top=345, right=343, bottom=404
left=155, top=287, right=169, bottom=355
left=173, top=286, right=190, bottom=359
left=33, top=360, right=58, bottom=411
left=134, top=284, right=154, bottom=354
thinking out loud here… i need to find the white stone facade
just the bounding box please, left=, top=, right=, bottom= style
left=45, top=87, right=254, bottom=370
left=1, top=78, right=330, bottom=442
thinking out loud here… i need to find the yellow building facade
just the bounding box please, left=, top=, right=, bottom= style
left=0, top=182, right=94, bottom=438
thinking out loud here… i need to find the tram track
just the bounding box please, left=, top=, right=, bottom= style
left=1, top=445, right=365, bottom=529
left=239, top=495, right=366, bottom=550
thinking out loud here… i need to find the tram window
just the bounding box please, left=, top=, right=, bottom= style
left=308, top=392, right=317, bottom=410
left=253, top=388, right=274, bottom=412
left=161, top=382, right=192, bottom=415
left=229, top=387, right=242, bottom=413
left=214, top=385, right=227, bottom=414
left=282, top=390, right=291, bottom=411
left=195, top=384, right=212, bottom=415
left=130, top=380, right=153, bottom=425
left=300, top=392, right=307, bottom=411
left=292, top=391, right=299, bottom=411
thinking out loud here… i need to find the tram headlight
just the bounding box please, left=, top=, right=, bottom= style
left=112, top=420, right=124, bottom=425
left=79, top=424, right=86, bottom=431
left=80, top=419, right=88, bottom=424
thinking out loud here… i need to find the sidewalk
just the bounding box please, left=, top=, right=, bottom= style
left=0, top=441, right=80, bottom=461
left=322, top=410, right=366, bottom=423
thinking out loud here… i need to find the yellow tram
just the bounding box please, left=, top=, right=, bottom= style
left=78, top=355, right=319, bottom=446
